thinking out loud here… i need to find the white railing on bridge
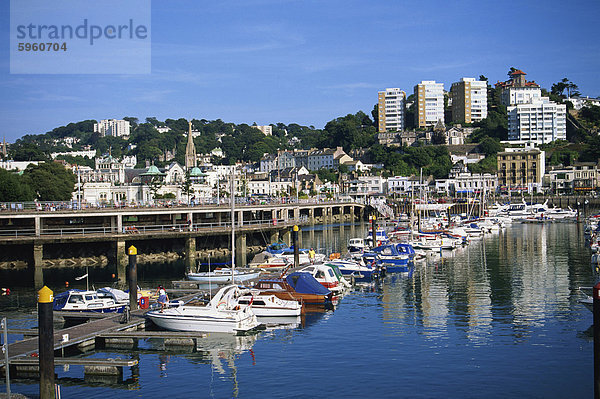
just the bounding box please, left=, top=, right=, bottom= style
left=0, top=196, right=362, bottom=213
left=0, top=218, right=304, bottom=238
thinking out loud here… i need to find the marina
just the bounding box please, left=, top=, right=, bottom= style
left=0, top=219, right=597, bottom=397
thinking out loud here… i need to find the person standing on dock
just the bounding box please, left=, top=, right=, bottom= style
left=309, top=248, right=316, bottom=264
left=156, top=285, right=169, bottom=313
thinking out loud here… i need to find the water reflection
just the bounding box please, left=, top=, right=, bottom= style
left=377, top=223, right=589, bottom=346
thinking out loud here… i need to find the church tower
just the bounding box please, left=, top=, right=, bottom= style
left=185, top=120, right=197, bottom=169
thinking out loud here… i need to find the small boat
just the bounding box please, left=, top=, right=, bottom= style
left=265, top=242, right=290, bottom=255
left=365, top=228, right=390, bottom=247
left=145, top=285, right=262, bottom=333
left=298, top=263, right=349, bottom=292
left=325, top=258, right=379, bottom=280
left=255, top=272, right=333, bottom=305
left=251, top=254, right=292, bottom=269
left=53, top=289, right=127, bottom=315
left=363, top=243, right=414, bottom=272
left=347, top=238, right=366, bottom=253
left=187, top=267, right=261, bottom=283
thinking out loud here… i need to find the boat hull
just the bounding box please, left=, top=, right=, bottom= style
left=146, top=308, right=260, bottom=333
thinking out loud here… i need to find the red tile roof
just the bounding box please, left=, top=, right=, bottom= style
left=510, top=69, right=527, bottom=75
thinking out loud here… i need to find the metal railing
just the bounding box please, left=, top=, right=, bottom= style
left=0, top=218, right=303, bottom=238
left=0, top=196, right=362, bottom=214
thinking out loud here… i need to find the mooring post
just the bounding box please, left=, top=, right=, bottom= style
left=38, top=286, right=55, bottom=399
left=293, top=225, right=299, bottom=268
left=2, top=317, right=10, bottom=397
left=595, top=282, right=600, bottom=399
left=371, top=215, right=377, bottom=247
left=128, top=245, right=138, bottom=311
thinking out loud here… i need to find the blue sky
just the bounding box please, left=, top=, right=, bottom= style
left=1, top=0, right=599, bottom=142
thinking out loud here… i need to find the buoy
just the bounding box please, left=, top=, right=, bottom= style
left=65, top=281, right=69, bottom=287
left=111, top=273, right=116, bottom=279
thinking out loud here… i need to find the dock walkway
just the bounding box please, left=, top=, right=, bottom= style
left=2, top=310, right=146, bottom=362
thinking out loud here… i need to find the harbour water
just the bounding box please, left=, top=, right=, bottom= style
left=0, top=222, right=595, bottom=398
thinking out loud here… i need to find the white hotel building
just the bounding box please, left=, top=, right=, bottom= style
left=414, top=81, right=444, bottom=128
left=378, top=88, right=406, bottom=132
left=507, top=98, right=566, bottom=144
left=497, top=70, right=566, bottom=145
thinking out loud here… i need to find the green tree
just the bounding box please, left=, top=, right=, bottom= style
left=10, top=142, right=50, bottom=161
left=180, top=171, right=194, bottom=203
left=371, top=104, right=379, bottom=131
left=478, top=137, right=502, bottom=156
left=147, top=176, right=163, bottom=203
left=23, top=162, right=76, bottom=201
left=123, top=117, right=139, bottom=129
left=0, top=169, right=35, bottom=201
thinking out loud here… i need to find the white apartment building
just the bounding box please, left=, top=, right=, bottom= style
left=94, top=119, right=131, bottom=137
left=502, top=87, right=542, bottom=106
left=378, top=88, right=406, bottom=132
left=507, top=98, right=567, bottom=144
left=450, top=78, right=488, bottom=123
left=254, top=125, right=273, bottom=136
left=247, top=179, right=293, bottom=196
left=50, top=150, right=97, bottom=159
left=307, top=147, right=346, bottom=171
left=414, top=81, right=444, bottom=128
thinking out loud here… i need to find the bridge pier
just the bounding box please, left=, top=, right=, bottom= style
left=185, top=237, right=196, bottom=272
left=282, top=228, right=291, bottom=247
left=309, top=209, right=314, bottom=224
left=116, top=240, right=127, bottom=283
left=235, top=233, right=247, bottom=267
left=270, top=230, right=278, bottom=244
left=35, top=216, right=41, bottom=237
left=238, top=211, right=243, bottom=228
left=33, top=244, right=44, bottom=289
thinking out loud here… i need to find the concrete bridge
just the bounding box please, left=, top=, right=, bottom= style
left=0, top=200, right=367, bottom=288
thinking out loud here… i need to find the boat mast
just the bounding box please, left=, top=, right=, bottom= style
left=230, top=168, right=235, bottom=283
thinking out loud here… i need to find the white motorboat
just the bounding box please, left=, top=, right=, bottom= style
left=53, top=289, right=127, bottom=315
left=146, top=285, right=261, bottom=333
left=187, top=267, right=261, bottom=283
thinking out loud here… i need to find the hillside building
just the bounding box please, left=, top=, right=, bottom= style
left=497, top=146, right=545, bottom=193
left=414, top=81, right=444, bottom=128
left=378, top=88, right=406, bottom=132
left=450, top=78, right=488, bottom=124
